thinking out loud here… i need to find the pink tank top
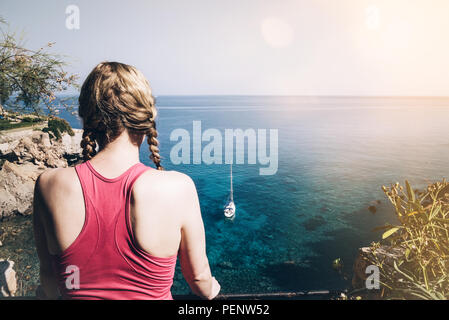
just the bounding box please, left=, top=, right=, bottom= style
left=51, top=161, right=178, bottom=300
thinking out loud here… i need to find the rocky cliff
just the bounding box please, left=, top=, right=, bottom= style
left=0, top=128, right=83, bottom=219
left=0, top=127, right=83, bottom=297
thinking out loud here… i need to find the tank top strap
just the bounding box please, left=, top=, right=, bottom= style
left=122, top=163, right=154, bottom=242
left=124, top=162, right=154, bottom=190
left=73, top=161, right=96, bottom=216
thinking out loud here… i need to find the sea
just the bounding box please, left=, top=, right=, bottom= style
left=53, top=95, right=449, bottom=295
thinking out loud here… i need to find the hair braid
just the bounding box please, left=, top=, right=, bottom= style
left=147, top=123, right=163, bottom=170
left=79, top=62, right=161, bottom=166
left=80, top=129, right=97, bottom=160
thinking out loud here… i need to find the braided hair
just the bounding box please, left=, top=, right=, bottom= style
left=78, top=62, right=163, bottom=170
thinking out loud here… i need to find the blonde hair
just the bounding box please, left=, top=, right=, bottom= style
left=78, top=62, right=162, bottom=170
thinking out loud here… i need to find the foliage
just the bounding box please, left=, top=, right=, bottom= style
left=21, top=116, right=41, bottom=123
left=370, top=180, right=449, bottom=299
left=42, top=117, right=74, bottom=140
left=0, top=17, right=78, bottom=115
left=0, top=118, right=42, bottom=131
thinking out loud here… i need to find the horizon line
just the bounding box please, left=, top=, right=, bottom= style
left=57, top=92, right=449, bottom=99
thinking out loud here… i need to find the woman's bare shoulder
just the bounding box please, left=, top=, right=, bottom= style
left=37, top=167, right=80, bottom=198
left=132, top=169, right=198, bottom=216
left=133, top=169, right=197, bottom=197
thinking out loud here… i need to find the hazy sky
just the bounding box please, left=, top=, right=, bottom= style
left=1, top=0, right=449, bottom=96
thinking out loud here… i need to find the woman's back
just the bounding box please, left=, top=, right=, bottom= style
left=53, top=161, right=175, bottom=299
left=33, top=61, right=220, bottom=300
left=35, top=158, right=206, bottom=299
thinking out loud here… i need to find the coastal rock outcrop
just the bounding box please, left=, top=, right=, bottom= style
left=0, top=128, right=83, bottom=218
left=0, top=129, right=83, bottom=168
left=352, top=245, right=404, bottom=290
left=0, top=161, right=42, bottom=216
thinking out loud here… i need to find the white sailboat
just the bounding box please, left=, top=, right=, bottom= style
left=224, top=164, right=236, bottom=219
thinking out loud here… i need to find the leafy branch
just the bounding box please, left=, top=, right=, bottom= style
left=0, top=17, right=78, bottom=115
left=369, top=180, right=449, bottom=299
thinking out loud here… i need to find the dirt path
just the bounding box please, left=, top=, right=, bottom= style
left=0, top=122, right=47, bottom=143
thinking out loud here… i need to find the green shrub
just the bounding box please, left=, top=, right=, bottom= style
left=21, top=116, right=40, bottom=123
left=42, top=117, right=74, bottom=140
left=0, top=118, right=40, bottom=130
left=369, top=180, right=449, bottom=299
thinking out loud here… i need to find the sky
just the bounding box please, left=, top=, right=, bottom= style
left=1, top=0, right=449, bottom=96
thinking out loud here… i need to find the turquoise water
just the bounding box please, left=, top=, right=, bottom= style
left=57, top=96, right=449, bottom=294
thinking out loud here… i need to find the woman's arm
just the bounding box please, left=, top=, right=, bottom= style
left=32, top=174, right=60, bottom=299
left=178, top=176, right=220, bottom=300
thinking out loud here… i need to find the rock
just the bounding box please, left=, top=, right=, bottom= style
left=0, top=128, right=82, bottom=218
left=303, top=215, right=325, bottom=231
left=0, top=160, right=44, bottom=217
left=12, top=132, right=65, bottom=167
left=352, top=245, right=404, bottom=290
left=0, top=143, right=10, bottom=155
left=332, top=258, right=343, bottom=271
left=60, top=129, right=83, bottom=166
left=60, top=129, right=83, bottom=155
left=368, top=205, right=377, bottom=214
left=0, top=128, right=83, bottom=168
left=218, top=261, right=233, bottom=270
left=0, top=259, right=17, bottom=297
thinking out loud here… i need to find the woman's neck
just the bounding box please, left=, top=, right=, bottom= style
left=90, top=131, right=142, bottom=174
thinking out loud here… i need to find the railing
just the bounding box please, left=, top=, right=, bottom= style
left=1, top=290, right=344, bottom=300
left=176, top=290, right=343, bottom=300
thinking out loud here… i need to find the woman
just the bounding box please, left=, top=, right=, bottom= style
left=33, top=62, right=221, bottom=300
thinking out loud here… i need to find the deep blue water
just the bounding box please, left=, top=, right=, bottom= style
left=55, top=96, right=449, bottom=294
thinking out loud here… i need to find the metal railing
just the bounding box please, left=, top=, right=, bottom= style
left=1, top=290, right=344, bottom=300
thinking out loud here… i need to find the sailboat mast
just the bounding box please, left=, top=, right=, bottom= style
left=230, top=164, right=233, bottom=202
